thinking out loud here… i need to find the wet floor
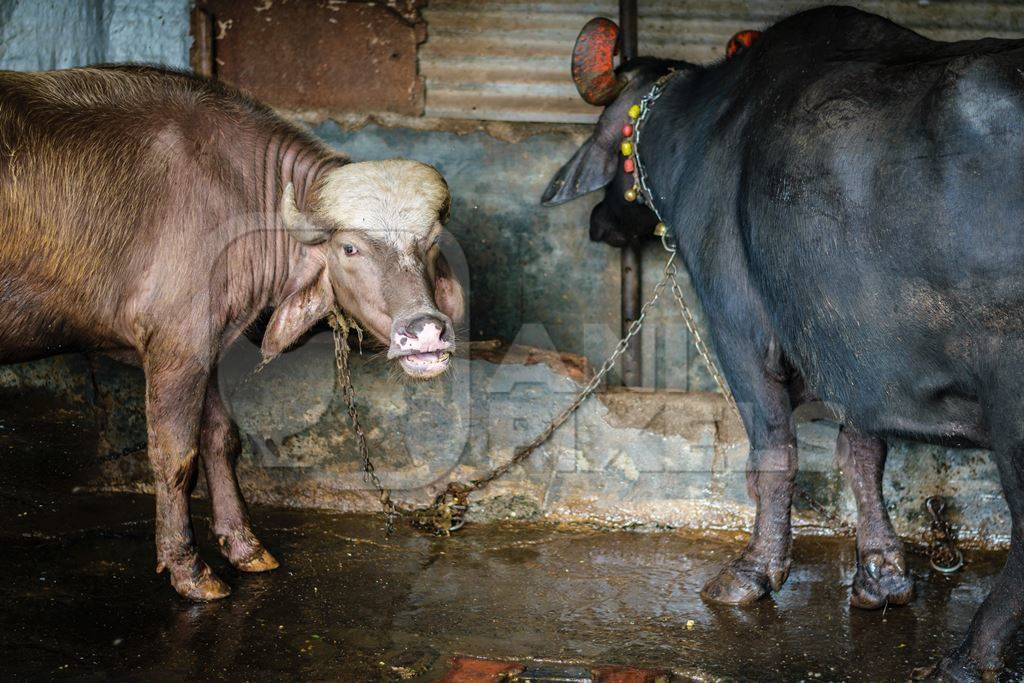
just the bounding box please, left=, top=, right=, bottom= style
left=2, top=390, right=1023, bottom=681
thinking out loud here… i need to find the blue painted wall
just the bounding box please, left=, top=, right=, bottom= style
left=0, top=0, right=190, bottom=71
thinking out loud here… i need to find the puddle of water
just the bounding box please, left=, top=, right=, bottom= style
left=1, top=499, right=1020, bottom=681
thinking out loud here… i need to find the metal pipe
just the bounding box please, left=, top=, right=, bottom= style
left=190, top=7, right=215, bottom=79
left=619, top=0, right=638, bottom=61
left=619, top=0, right=643, bottom=387
left=620, top=246, right=642, bottom=385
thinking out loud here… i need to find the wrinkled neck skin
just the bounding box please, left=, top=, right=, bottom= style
left=222, top=129, right=338, bottom=336
left=263, top=130, right=338, bottom=304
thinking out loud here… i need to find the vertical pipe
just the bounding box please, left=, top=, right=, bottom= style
left=190, top=7, right=215, bottom=79
left=620, top=246, right=642, bottom=386
left=620, top=0, right=638, bottom=61
left=619, top=0, right=642, bottom=387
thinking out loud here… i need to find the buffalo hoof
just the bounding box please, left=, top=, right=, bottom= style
left=701, top=557, right=787, bottom=605
left=163, top=560, right=232, bottom=601
left=933, top=647, right=999, bottom=683
left=851, top=549, right=914, bottom=609
left=233, top=546, right=280, bottom=573
left=217, top=530, right=280, bottom=573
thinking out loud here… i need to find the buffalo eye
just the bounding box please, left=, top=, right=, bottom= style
left=342, top=244, right=358, bottom=256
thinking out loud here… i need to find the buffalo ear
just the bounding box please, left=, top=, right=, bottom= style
left=261, top=266, right=333, bottom=361
left=433, top=250, right=465, bottom=325
left=541, top=131, right=618, bottom=206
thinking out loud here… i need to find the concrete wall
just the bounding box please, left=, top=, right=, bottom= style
left=2, top=342, right=1006, bottom=546
left=0, top=1, right=1010, bottom=546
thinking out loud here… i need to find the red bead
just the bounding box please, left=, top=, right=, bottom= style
left=623, top=158, right=635, bottom=173
left=622, top=124, right=633, bottom=137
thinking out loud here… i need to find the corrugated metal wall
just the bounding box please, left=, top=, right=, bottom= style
left=421, top=0, right=1024, bottom=123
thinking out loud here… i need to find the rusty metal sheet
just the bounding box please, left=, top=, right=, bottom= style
left=195, top=0, right=426, bottom=115
left=422, top=0, right=1024, bottom=123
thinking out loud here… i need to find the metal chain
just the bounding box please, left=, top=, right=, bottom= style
left=330, top=310, right=400, bottom=535
left=924, top=495, right=963, bottom=572
left=328, top=256, right=850, bottom=537
left=473, top=253, right=680, bottom=486
left=410, top=253, right=683, bottom=534
left=669, top=275, right=739, bottom=417
left=632, top=71, right=678, bottom=222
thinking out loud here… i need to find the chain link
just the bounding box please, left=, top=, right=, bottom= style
left=632, top=71, right=678, bottom=222
left=466, top=253, right=679, bottom=489
left=330, top=311, right=400, bottom=535
left=669, top=275, right=739, bottom=418
left=925, top=495, right=963, bottom=572
left=409, top=253, right=683, bottom=534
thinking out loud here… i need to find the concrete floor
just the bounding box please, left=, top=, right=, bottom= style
left=2, top=390, right=1023, bottom=681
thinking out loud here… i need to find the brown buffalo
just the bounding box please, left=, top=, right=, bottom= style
left=0, top=66, right=464, bottom=600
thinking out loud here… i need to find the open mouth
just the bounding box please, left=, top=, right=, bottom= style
left=397, top=350, right=452, bottom=377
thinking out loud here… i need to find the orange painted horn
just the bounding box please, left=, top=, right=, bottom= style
left=571, top=18, right=625, bottom=106
left=726, top=30, right=762, bottom=60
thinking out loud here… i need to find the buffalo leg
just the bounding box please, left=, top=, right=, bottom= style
left=201, top=369, right=278, bottom=572
left=939, top=419, right=1024, bottom=679
left=837, top=427, right=914, bottom=609
left=146, top=351, right=230, bottom=601
left=702, top=440, right=798, bottom=604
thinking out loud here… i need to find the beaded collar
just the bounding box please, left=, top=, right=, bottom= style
left=619, top=69, right=682, bottom=239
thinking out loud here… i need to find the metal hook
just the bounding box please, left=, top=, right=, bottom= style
left=925, top=495, right=963, bottom=573
left=931, top=549, right=964, bottom=574
left=448, top=504, right=468, bottom=533
left=660, top=230, right=677, bottom=253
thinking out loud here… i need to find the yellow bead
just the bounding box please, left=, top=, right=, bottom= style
left=620, top=141, right=633, bottom=157
left=624, top=187, right=638, bottom=202
left=653, top=222, right=667, bottom=236
left=628, top=104, right=641, bottom=120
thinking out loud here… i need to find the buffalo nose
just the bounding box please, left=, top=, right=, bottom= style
left=389, top=315, right=452, bottom=359
left=401, top=316, right=448, bottom=344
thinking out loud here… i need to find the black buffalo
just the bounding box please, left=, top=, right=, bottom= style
left=544, top=6, right=1024, bottom=680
